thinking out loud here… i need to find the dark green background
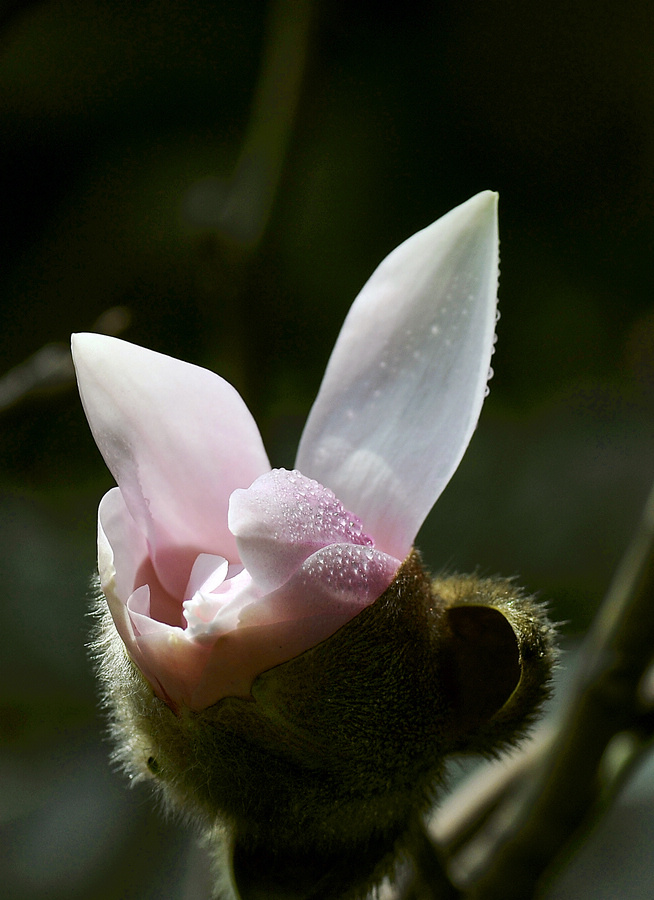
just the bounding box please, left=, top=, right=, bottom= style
left=1, top=2, right=652, bottom=897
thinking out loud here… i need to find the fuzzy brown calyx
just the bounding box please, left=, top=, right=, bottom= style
left=93, top=554, right=446, bottom=834
left=91, top=553, right=556, bottom=899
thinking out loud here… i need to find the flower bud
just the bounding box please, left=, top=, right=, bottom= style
left=76, top=192, right=558, bottom=897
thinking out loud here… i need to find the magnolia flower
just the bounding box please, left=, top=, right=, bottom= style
left=72, top=191, right=498, bottom=713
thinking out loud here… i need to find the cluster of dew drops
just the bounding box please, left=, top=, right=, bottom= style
left=275, top=468, right=374, bottom=548
left=303, top=541, right=380, bottom=592
left=485, top=307, right=501, bottom=398
left=276, top=470, right=383, bottom=591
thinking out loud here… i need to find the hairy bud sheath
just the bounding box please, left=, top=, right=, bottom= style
left=91, top=552, right=555, bottom=899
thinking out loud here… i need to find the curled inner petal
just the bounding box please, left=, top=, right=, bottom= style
left=183, top=554, right=229, bottom=639
left=183, top=563, right=259, bottom=643
left=238, top=542, right=400, bottom=627
left=185, top=553, right=229, bottom=598
left=229, top=468, right=374, bottom=593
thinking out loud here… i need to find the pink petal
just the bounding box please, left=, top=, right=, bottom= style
left=296, top=191, right=499, bottom=560
left=98, top=488, right=183, bottom=628
left=98, top=488, right=148, bottom=610
left=228, top=468, right=373, bottom=593
left=97, top=490, right=157, bottom=679
left=187, top=616, right=344, bottom=707
left=189, top=543, right=399, bottom=708
left=130, top=625, right=214, bottom=709
left=72, top=334, right=270, bottom=597
left=97, top=491, right=195, bottom=705
left=238, top=542, right=399, bottom=626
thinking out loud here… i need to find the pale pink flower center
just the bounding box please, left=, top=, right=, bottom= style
left=179, top=468, right=377, bottom=643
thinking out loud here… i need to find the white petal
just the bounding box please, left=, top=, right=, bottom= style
left=184, top=554, right=229, bottom=598
left=72, top=334, right=270, bottom=597
left=296, top=191, right=499, bottom=560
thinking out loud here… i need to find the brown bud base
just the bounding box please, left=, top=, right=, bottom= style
left=90, top=552, right=556, bottom=899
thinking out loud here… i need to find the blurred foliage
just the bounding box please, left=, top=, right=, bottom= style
left=0, top=1, right=653, bottom=897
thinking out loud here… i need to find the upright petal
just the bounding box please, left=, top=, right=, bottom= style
left=296, top=191, right=499, bottom=560
left=72, top=334, right=270, bottom=596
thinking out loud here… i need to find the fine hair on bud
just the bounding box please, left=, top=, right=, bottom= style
left=89, top=553, right=556, bottom=900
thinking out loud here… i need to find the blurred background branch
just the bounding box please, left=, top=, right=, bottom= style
left=0, top=307, right=130, bottom=413
left=181, top=0, right=312, bottom=247
left=430, top=476, right=654, bottom=897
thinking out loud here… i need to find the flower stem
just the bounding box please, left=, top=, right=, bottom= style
left=400, top=825, right=463, bottom=900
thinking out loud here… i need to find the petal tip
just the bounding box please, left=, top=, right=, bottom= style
left=70, top=331, right=88, bottom=363
left=71, top=331, right=120, bottom=378
left=470, top=188, right=499, bottom=207
left=452, top=190, right=499, bottom=232
left=71, top=330, right=101, bottom=352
